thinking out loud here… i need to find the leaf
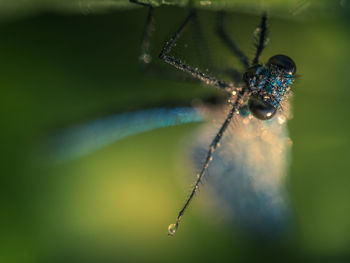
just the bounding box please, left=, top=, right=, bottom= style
left=0, top=0, right=340, bottom=22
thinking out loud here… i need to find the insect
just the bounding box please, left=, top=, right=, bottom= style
left=130, top=1, right=297, bottom=236
left=50, top=3, right=297, bottom=237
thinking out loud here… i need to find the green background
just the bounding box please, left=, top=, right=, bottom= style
left=1, top=0, right=350, bottom=262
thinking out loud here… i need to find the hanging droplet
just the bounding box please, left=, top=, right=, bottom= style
left=168, top=223, right=177, bottom=236
left=139, top=53, right=151, bottom=64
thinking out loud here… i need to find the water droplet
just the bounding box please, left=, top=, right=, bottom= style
left=139, top=53, right=151, bottom=64
left=168, top=223, right=177, bottom=236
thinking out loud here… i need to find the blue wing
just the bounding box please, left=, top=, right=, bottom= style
left=48, top=107, right=203, bottom=164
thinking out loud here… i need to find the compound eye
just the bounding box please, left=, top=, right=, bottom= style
left=248, top=96, right=276, bottom=120
left=267, top=55, right=296, bottom=75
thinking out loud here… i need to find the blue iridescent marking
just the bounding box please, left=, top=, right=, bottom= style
left=50, top=107, right=203, bottom=164
left=246, top=66, right=294, bottom=108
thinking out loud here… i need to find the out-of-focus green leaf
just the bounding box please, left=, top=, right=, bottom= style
left=0, top=0, right=343, bottom=21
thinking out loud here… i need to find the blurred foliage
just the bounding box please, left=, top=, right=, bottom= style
left=1, top=1, right=350, bottom=263
left=0, top=0, right=344, bottom=21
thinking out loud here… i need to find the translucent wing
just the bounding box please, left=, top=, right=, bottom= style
left=191, top=103, right=292, bottom=235
left=47, top=107, right=203, bottom=164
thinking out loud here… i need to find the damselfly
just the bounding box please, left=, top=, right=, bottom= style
left=131, top=2, right=296, bottom=236
left=50, top=4, right=297, bottom=237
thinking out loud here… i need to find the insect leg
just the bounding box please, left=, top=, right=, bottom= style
left=168, top=90, right=245, bottom=236
left=130, top=0, right=155, bottom=63
left=130, top=0, right=153, bottom=7
left=215, top=11, right=250, bottom=69
left=193, top=11, right=241, bottom=83
left=187, top=12, right=242, bottom=84
left=252, top=12, right=268, bottom=65
left=131, top=1, right=204, bottom=82
left=159, top=10, right=236, bottom=94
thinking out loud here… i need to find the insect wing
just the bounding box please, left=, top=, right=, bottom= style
left=191, top=105, right=292, bottom=234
